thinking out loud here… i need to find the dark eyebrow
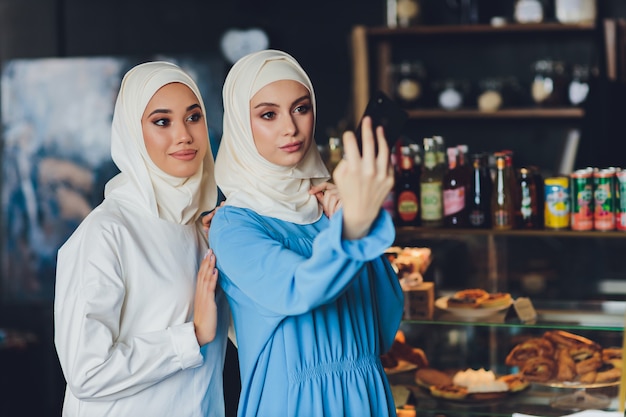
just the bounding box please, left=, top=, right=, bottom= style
left=253, top=102, right=278, bottom=110
left=292, top=95, right=311, bottom=106
left=147, top=108, right=171, bottom=117
left=252, top=95, right=311, bottom=110
left=147, top=103, right=201, bottom=117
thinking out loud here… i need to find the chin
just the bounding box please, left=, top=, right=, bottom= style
left=165, top=164, right=202, bottom=178
left=283, top=150, right=309, bottom=166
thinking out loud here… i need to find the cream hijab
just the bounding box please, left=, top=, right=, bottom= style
left=105, top=61, right=218, bottom=224
left=215, top=50, right=330, bottom=224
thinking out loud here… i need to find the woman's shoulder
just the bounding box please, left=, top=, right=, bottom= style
left=213, top=205, right=270, bottom=226
left=62, top=198, right=146, bottom=247
left=210, top=205, right=305, bottom=241
left=80, top=199, right=135, bottom=228
left=213, top=205, right=322, bottom=231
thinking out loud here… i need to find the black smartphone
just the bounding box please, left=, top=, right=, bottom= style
left=355, top=91, right=408, bottom=154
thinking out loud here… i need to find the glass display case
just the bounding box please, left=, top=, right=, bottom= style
left=387, top=228, right=626, bottom=415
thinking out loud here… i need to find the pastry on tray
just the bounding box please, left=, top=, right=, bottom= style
left=414, top=368, right=453, bottom=389
left=415, top=367, right=527, bottom=401
left=382, top=330, right=429, bottom=371
left=446, top=288, right=489, bottom=309
left=506, top=330, right=622, bottom=385
left=446, top=289, right=512, bottom=310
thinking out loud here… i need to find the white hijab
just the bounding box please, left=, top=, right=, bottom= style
left=215, top=50, right=330, bottom=224
left=105, top=61, right=217, bottom=224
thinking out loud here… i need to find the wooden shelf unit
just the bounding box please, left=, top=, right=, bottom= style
left=350, top=22, right=596, bottom=125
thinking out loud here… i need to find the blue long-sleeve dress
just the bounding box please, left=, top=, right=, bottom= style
left=209, top=206, right=403, bottom=417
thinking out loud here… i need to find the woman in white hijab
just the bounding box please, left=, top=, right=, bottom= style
left=54, top=61, right=230, bottom=417
left=209, top=49, right=403, bottom=416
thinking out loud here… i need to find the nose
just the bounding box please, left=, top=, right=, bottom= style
left=282, top=115, right=297, bottom=136
left=176, top=123, right=193, bottom=144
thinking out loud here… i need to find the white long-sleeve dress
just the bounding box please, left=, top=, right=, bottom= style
left=54, top=194, right=230, bottom=417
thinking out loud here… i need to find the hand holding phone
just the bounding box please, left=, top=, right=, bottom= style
left=355, top=91, right=408, bottom=154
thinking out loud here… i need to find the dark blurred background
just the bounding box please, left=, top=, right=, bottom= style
left=2, top=0, right=626, bottom=415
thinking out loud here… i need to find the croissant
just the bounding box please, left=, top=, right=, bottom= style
left=579, top=371, right=597, bottom=384
left=595, top=366, right=621, bottom=383
left=521, top=357, right=556, bottom=382
left=575, top=351, right=602, bottom=375
left=555, top=347, right=576, bottom=382
left=505, top=338, right=555, bottom=367
left=543, top=330, right=600, bottom=351
left=602, top=348, right=622, bottom=361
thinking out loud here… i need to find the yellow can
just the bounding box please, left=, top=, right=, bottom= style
left=544, top=176, right=570, bottom=229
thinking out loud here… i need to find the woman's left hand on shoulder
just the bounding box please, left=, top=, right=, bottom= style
left=309, top=182, right=342, bottom=218
left=201, top=201, right=226, bottom=234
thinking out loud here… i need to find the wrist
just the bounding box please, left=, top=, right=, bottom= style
left=342, top=218, right=371, bottom=240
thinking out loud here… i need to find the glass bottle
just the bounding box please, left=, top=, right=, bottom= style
left=392, top=60, right=428, bottom=108
left=468, top=153, right=492, bottom=228
left=516, top=167, right=541, bottom=229
left=555, top=0, right=597, bottom=24
left=477, top=77, right=504, bottom=112
left=531, top=59, right=568, bottom=107
left=491, top=153, right=514, bottom=230
left=456, top=144, right=472, bottom=191
left=420, top=137, right=443, bottom=227
left=503, top=150, right=520, bottom=224
left=433, top=135, right=447, bottom=174
left=395, top=144, right=421, bottom=226
left=443, top=147, right=468, bottom=227
left=408, top=141, right=423, bottom=172
left=437, top=80, right=465, bottom=111
left=514, top=0, right=544, bottom=23
left=532, top=166, right=545, bottom=227
left=395, top=0, right=422, bottom=27
left=568, top=64, right=590, bottom=106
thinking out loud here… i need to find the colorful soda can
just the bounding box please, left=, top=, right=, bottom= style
left=593, top=168, right=616, bottom=231
left=616, top=169, right=626, bottom=231
left=570, top=169, right=594, bottom=231
left=544, top=177, right=570, bottom=229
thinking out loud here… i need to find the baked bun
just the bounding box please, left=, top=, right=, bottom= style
left=480, top=292, right=512, bottom=308
left=595, top=361, right=622, bottom=383
left=506, top=331, right=619, bottom=384
left=497, top=373, right=529, bottom=392
left=447, top=288, right=489, bottom=309
left=505, top=337, right=555, bottom=367
left=380, top=352, right=398, bottom=369
left=396, top=405, right=416, bottom=417
left=429, top=384, right=468, bottom=400
left=388, top=247, right=432, bottom=279
left=543, top=330, right=601, bottom=351
left=520, top=356, right=556, bottom=382
left=389, top=340, right=429, bottom=368
left=415, top=368, right=453, bottom=389
left=555, top=347, right=576, bottom=381
left=574, top=351, right=602, bottom=375
left=602, top=347, right=622, bottom=361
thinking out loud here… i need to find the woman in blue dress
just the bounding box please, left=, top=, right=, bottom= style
left=209, top=49, right=403, bottom=416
